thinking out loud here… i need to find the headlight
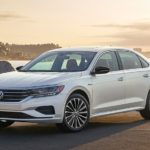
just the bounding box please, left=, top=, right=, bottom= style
left=30, top=85, right=64, bottom=97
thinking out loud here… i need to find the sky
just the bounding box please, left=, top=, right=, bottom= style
left=0, top=0, right=150, bottom=50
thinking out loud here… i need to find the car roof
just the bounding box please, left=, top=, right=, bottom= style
left=49, top=46, right=134, bottom=53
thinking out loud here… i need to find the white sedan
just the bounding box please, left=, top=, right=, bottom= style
left=0, top=47, right=150, bottom=132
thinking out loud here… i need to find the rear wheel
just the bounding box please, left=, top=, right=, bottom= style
left=57, top=93, right=90, bottom=132
left=0, top=120, right=14, bottom=128
left=140, top=92, right=150, bottom=120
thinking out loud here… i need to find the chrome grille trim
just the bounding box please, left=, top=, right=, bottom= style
left=0, top=89, right=30, bottom=102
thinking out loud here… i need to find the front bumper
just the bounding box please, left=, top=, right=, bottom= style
left=0, top=94, right=66, bottom=123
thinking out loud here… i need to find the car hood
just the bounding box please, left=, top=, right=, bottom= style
left=0, top=71, right=82, bottom=89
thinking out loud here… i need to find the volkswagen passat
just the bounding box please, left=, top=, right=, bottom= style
left=0, top=47, right=150, bottom=132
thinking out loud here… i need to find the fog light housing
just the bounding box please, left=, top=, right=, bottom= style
left=36, top=106, right=55, bottom=115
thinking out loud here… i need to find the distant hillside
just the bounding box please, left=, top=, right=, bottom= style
left=0, top=42, right=61, bottom=60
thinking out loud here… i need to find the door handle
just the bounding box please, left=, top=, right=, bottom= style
left=118, top=77, right=124, bottom=81
left=143, top=74, right=149, bottom=78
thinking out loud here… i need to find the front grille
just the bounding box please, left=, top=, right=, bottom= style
left=0, top=89, right=30, bottom=102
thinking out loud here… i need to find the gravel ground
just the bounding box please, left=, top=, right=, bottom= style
left=0, top=112, right=149, bottom=150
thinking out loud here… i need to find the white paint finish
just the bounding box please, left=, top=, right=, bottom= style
left=0, top=47, right=149, bottom=123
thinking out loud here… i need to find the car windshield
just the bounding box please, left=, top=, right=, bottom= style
left=21, top=51, right=97, bottom=72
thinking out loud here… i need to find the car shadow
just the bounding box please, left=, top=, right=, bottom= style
left=0, top=114, right=147, bottom=150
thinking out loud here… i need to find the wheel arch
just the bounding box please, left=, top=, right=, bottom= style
left=66, top=86, right=92, bottom=106
left=71, top=89, right=90, bottom=104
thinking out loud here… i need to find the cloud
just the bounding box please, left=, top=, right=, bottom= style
left=0, top=12, right=26, bottom=21
left=91, top=22, right=150, bottom=31
left=90, top=21, right=150, bottom=47
left=93, top=32, right=150, bottom=47
left=109, top=32, right=150, bottom=46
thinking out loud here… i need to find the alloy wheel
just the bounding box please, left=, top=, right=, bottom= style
left=64, top=97, right=89, bottom=130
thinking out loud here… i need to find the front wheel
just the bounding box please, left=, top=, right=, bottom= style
left=57, top=93, right=90, bottom=132
left=0, top=120, right=14, bottom=128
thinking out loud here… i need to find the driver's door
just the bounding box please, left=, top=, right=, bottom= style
left=91, top=51, right=126, bottom=115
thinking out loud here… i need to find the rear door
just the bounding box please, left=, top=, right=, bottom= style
left=117, top=50, right=150, bottom=109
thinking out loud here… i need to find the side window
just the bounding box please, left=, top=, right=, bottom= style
left=95, top=52, right=119, bottom=71
left=118, top=51, right=142, bottom=70
left=138, top=56, right=149, bottom=68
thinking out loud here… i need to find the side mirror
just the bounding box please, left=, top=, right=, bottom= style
left=16, top=66, right=23, bottom=71
left=91, top=66, right=110, bottom=75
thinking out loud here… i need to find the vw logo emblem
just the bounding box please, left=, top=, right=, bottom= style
left=0, top=91, right=4, bottom=100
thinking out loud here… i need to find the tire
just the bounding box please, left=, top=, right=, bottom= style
left=140, top=91, right=150, bottom=120
left=57, top=93, right=90, bottom=132
left=0, top=120, right=14, bottom=128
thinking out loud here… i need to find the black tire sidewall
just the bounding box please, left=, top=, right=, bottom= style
left=140, top=91, right=150, bottom=119
left=63, top=93, right=90, bottom=132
